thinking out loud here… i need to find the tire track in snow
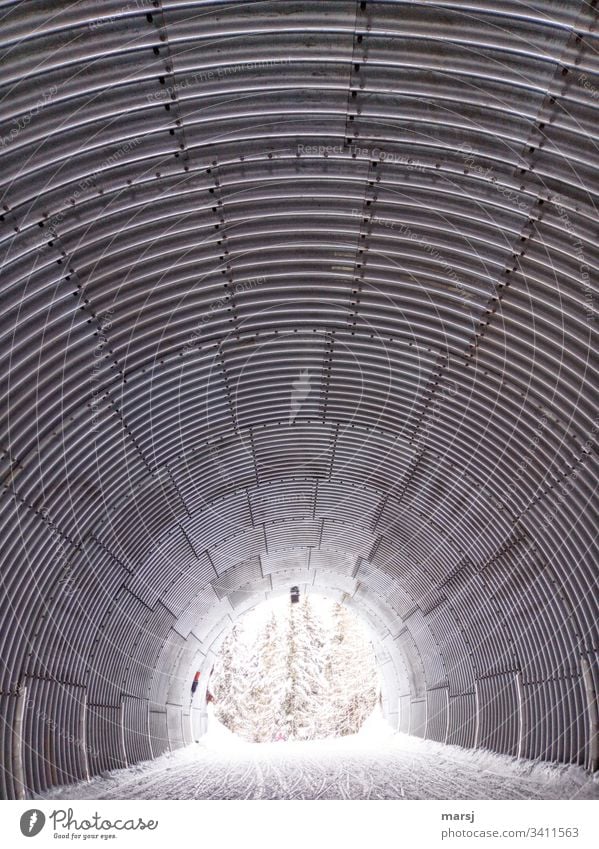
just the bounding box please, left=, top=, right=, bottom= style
left=43, top=734, right=599, bottom=801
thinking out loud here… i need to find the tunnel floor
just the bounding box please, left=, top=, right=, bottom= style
left=41, top=720, right=598, bottom=801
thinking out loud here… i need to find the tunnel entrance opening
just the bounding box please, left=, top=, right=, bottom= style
left=207, top=595, right=381, bottom=745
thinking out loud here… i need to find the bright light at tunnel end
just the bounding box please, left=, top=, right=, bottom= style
left=203, top=594, right=384, bottom=746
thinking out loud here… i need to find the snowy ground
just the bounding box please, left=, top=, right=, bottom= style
left=42, top=709, right=599, bottom=801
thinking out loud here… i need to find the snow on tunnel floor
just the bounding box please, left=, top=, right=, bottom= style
left=42, top=711, right=599, bottom=801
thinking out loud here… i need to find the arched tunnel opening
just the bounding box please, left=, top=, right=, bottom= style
left=202, top=591, right=382, bottom=744
left=0, top=0, right=597, bottom=803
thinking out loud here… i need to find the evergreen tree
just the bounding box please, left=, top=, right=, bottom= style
left=281, top=601, right=314, bottom=739
left=244, top=613, right=286, bottom=742
left=298, top=597, right=328, bottom=737
left=324, top=603, right=377, bottom=737
left=212, top=623, right=248, bottom=734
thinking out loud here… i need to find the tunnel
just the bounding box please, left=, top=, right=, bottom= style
left=0, top=0, right=597, bottom=800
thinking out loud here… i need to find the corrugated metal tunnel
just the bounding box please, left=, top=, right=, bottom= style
left=0, top=0, right=597, bottom=799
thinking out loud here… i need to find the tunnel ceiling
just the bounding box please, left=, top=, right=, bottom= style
left=0, top=0, right=598, bottom=798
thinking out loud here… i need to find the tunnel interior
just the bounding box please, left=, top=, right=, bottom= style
left=0, top=0, right=597, bottom=799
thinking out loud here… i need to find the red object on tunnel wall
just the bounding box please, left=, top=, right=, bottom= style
left=191, top=670, right=201, bottom=695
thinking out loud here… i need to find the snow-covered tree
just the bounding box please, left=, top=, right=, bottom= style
left=212, top=623, right=248, bottom=734
left=297, top=597, right=328, bottom=737
left=244, top=613, right=287, bottom=742
left=324, top=603, right=378, bottom=737
left=280, top=600, right=318, bottom=740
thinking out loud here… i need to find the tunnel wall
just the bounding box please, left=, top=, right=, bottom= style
left=0, top=0, right=597, bottom=798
